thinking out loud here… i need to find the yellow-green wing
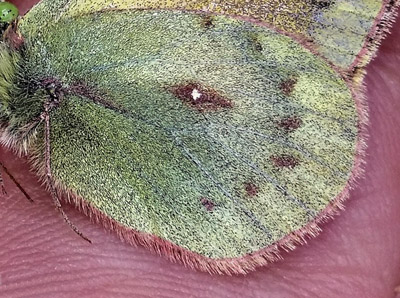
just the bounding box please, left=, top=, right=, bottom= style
left=12, top=8, right=361, bottom=273
left=22, top=0, right=399, bottom=69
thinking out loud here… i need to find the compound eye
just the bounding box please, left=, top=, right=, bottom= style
left=0, top=2, right=19, bottom=24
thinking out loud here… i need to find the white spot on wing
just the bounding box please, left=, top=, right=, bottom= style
left=191, top=88, right=202, bottom=101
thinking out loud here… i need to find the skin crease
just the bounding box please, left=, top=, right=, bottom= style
left=0, top=0, right=399, bottom=297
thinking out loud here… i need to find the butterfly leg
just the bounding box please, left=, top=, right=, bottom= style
left=41, top=102, right=91, bottom=243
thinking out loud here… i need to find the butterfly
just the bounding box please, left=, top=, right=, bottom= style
left=0, top=0, right=397, bottom=274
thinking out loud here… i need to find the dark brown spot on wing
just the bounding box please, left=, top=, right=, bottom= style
left=270, top=155, right=300, bottom=169
left=201, top=15, right=215, bottom=29
left=169, top=82, right=233, bottom=112
left=279, top=78, right=297, bottom=96
left=312, top=0, right=334, bottom=9
left=254, top=41, right=263, bottom=52
left=200, top=197, right=215, bottom=211
left=244, top=182, right=259, bottom=197
left=248, top=34, right=263, bottom=52
left=277, top=116, right=302, bottom=132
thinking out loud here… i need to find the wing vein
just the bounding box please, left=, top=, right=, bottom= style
left=171, top=133, right=273, bottom=239
left=203, top=130, right=316, bottom=217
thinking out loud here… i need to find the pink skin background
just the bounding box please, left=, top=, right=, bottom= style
left=0, top=0, right=399, bottom=297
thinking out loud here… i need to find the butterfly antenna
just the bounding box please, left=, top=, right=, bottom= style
left=42, top=103, right=92, bottom=243
left=0, top=161, right=34, bottom=202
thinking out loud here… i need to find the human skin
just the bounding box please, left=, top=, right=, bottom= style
left=0, top=0, right=399, bottom=297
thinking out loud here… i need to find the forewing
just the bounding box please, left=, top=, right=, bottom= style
left=22, top=0, right=398, bottom=69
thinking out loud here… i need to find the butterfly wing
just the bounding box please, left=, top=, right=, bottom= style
left=14, top=8, right=363, bottom=274
left=22, top=0, right=399, bottom=69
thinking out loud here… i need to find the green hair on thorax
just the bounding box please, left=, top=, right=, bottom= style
left=0, top=1, right=21, bottom=114
left=0, top=42, right=20, bottom=116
